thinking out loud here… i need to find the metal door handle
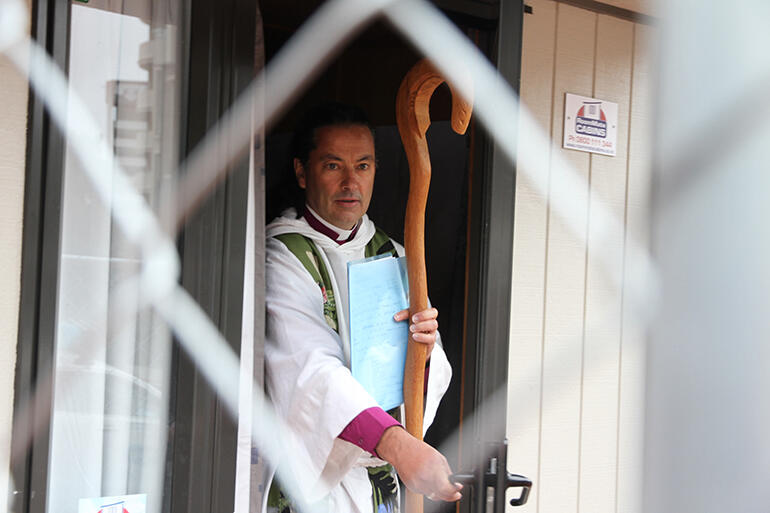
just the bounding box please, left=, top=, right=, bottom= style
left=449, top=472, right=476, bottom=486
left=450, top=439, right=532, bottom=510
left=449, top=470, right=531, bottom=507
left=505, top=473, right=531, bottom=506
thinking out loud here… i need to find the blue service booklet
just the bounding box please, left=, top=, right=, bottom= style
left=348, top=255, right=409, bottom=411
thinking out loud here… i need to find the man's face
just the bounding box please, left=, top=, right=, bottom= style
left=294, top=124, right=376, bottom=230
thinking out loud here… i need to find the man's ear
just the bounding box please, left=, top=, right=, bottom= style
left=293, top=158, right=306, bottom=189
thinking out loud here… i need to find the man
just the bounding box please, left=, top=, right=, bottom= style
left=265, top=103, right=462, bottom=512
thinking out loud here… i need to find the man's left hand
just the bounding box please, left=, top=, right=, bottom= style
left=394, top=307, right=438, bottom=357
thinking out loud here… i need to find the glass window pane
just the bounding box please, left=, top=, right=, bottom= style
left=50, top=2, right=179, bottom=512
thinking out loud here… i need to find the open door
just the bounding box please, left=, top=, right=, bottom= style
left=450, top=2, right=532, bottom=511
left=259, top=1, right=530, bottom=511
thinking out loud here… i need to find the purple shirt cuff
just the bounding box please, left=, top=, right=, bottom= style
left=339, top=406, right=401, bottom=456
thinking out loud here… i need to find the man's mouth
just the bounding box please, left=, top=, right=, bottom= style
left=335, top=197, right=360, bottom=206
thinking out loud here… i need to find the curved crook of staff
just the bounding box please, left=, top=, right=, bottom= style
left=395, top=58, right=473, bottom=512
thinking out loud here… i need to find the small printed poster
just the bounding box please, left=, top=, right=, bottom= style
left=563, top=93, right=618, bottom=156
left=78, top=493, right=146, bottom=513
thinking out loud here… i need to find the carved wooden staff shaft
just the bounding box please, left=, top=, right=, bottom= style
left=396, top=59, right=472, bottom=513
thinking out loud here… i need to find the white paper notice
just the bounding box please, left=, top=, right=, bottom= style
left=79, top=494, right=146, bottom=513
left=348, top=255, right=409, bottom=411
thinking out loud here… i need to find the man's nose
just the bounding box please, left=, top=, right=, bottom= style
left=340, top=166, right=357, bottom=189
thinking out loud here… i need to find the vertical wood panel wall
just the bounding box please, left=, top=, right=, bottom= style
left=507, top=2, right=655, bottom=512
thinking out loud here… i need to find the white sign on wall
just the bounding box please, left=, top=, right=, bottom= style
left=563, top=93, right=618, bottom=156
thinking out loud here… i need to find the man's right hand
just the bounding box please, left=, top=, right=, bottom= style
left=375, top=426, right=462, bottom=502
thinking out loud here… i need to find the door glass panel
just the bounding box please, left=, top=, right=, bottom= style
left=49, top=2, right=179, bottom=512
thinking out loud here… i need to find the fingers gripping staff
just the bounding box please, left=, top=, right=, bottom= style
left=396, top=59, right=473, bottom=512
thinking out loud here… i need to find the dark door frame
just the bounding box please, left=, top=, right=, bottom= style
left=464, top=0, right=523, bottom=446
left=167, top=0, right=256, bottom=512
left=10, top=0, right=70, bottom=511
left=458, top=0, right=524, bottom=510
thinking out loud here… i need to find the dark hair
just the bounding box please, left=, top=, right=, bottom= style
left=290, top=102, right=376, bottom=166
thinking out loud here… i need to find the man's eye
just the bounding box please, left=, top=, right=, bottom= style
left=358, top=163, right=370, bottom=170
left=325, top=162, right=339, bottom=170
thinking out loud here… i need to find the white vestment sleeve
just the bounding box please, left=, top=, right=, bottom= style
left=265, top=238, right=378, bottom=499
left=424, top=333, right=451, bottom=434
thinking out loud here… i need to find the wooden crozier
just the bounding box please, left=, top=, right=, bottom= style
left=396, top=59, right=472, bottom=513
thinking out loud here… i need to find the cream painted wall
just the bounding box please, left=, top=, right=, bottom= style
left=0, top=0, right=30, bottom=503
left=507, top=1, right=655, bottom=512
